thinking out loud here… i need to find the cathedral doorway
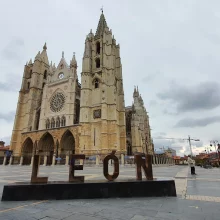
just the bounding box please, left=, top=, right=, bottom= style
left=38, top=132, right=54, bottom=165
left=22, top=137, right=33, bottom=165
left=60, top=130, right=75, bottom=165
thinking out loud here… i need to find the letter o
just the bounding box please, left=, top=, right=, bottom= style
left=103, top=151, right=119, bottom=181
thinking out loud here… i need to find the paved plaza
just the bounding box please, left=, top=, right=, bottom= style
left=0, top=165, right=219, bottom=219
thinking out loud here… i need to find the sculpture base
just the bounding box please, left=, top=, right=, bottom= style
left=1, top=179, right=176, bottom=201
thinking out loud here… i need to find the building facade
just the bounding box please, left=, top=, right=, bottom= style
left=9, top=12, right=153, bottom=165
left=125, top=87, right=154, bottom=155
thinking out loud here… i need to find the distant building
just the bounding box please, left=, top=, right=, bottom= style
left=125, top=87, right=153, bottom=155
left=167, top=148, right=176, bottom=156
left=0, top=141, right=10, bottom=164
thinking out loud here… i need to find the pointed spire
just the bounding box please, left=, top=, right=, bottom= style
left=49, top=61, right=53, bottom=73
left=57, top=52, right=68, bottom=69
left=28, top=59, right=32, bottom=65
left=43, top=42, right=47, bottom=50
left=95, top=12, right=108, bottom=39
left=52, top=63, right=56, bottom=72
left=133, top=85, right=138, bottom=98
left=70, top=52, right=77, bottom=68
left=40, top=43, right=49, bottom=64
left=35, top=51, right=41, bottom=61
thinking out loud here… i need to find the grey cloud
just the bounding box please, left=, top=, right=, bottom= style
left=0, top=136, right=11, bottom=145
left=142, top=71, right=160, bottom=82
left=163, top=109, right=178, bottom=116
left=0, top=111, right=15, bottom=122
left=193, top=140, right=203, bottom=148
left=0, top=73, right=21, bottom=92
left=149, top=100, right=158, bottom=106
left=175, top=116, right=220, bottom=128
left=1, top=38, right=24, bottom=61
left=157, top=81, right=220, bottom=113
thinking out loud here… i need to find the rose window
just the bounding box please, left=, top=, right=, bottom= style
left=50, top=93, right=65, bottom=112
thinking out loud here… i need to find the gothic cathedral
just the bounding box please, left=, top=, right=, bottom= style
left=10, top=12, right=153, bottom=165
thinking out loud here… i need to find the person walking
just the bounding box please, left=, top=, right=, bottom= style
left=188, top=155, right=196, bottom=175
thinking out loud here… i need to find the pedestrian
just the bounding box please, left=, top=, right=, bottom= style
left=188, top=155, right=196, bottom=175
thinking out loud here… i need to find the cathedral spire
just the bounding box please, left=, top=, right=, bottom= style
left=70, top=52, right=77, bottom=68
left=35, top=51, right=41, bottom=61
left=95, top=12, right=108, bottom=39
left=43, top=42, right=47, bottom=50
left=40, top=43, right=49, bottom=65
left=133, top=86, right=139, bottom=98
left=28, top=59, right=32, bottom=65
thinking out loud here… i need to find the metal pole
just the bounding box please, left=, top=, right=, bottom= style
left=188, top=135, right=193, bottom=157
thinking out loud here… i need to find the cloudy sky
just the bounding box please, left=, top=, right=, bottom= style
left=1, top=0, right=220, bottom=156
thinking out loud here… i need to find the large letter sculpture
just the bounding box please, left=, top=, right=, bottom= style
left=31, top=155, right=48, bottom=183
left=103, top=150, right=119, bottom=181
left=69, top=154, right=85, bottom=182
left=135, top=154, right=153, bottom=181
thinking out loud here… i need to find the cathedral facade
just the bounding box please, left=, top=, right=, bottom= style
left=10, top=12, right=153, bottom=165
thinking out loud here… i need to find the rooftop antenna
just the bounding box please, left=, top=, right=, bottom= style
left=100, top=6, right=103, bottom=14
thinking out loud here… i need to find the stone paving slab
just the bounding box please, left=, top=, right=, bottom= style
left=0, top=165, right=220, bottom=219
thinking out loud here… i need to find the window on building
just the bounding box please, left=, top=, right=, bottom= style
left=35, top=109, right=41, bottom=130
left=61, top=116, right=66, bottom=127
left=46, top=119, right=50, bottom=129
left=95, top=58, right=100, bottom=68
left=27, top=82, right=30, bottom=89
left=42, top=83, right=45, bottom=88
left=96, top=42, right=100, bottom=54
left=43, top=70, right=47, bottom=79
left=94, top=78, right=99, bottom=89
left=56, top=117, right=60, bottom=127
left=51, top=118, right=55, bottom=128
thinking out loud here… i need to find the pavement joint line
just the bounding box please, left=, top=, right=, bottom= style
left=0, top=200, right=48, bottom=214
left=186, top=195, right=220, bottom=203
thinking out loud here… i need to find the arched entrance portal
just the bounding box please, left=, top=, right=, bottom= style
left=60, top=130, right=75, bottom=165
left=38, top=132, right=54, bottom=165
left=22, top=137, right=33, bottom=165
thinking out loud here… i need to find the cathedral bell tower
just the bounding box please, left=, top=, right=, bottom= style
left=10, top=43, right=49, bottom=154
left=80, top=12, right=126, bottom=155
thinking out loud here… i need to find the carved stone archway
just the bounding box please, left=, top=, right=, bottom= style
left=38, top=132, right=54, bottom=165
left=22, top=137, right=34, bottom=165
left=60, top=130, right=75, bottom=164
left=60, top=130, right=75, bottom=152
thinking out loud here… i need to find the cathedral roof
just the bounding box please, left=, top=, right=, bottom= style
left=95, top=12, right=108, bottom=39
left=57, top=51, right=69, bottom=69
